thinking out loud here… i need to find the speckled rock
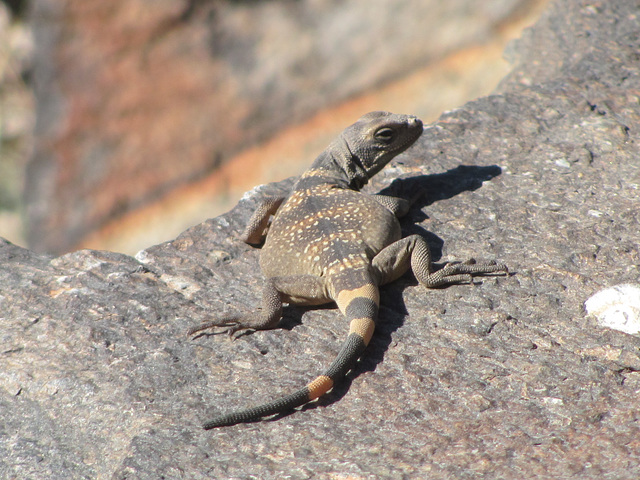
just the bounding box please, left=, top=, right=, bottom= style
left=2, top=0, right=640, bottom=478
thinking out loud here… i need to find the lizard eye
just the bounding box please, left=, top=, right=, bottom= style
left=374, top=127, right=396, bottom=144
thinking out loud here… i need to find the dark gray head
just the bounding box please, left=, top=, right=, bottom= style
left=311, top=111, right=423, bottom=190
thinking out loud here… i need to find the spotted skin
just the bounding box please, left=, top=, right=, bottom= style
left=191, top=111, right=507, bottom=429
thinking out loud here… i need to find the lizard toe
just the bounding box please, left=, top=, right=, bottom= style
left=187, top=319, right=243, bottom=337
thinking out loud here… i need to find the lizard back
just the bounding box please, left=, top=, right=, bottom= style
left=260, top=178, right=402, bottom=280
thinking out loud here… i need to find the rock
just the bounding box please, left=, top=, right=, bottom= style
left=3, top=0, right=640, bottom=478
left=25, top=0, right=535, bottom=254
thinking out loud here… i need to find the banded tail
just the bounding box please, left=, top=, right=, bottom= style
left=202, top=283, right=379, bottom=429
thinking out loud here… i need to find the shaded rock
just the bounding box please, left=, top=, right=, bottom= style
left=2, top=0, right=640, bottom=478
left=25, top=0, right=535, bottom=254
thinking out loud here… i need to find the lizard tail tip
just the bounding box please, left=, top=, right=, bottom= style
left=202, top=417, right=236, bottom=429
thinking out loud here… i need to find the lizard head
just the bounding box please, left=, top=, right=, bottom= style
left=340, top=111, right=423, bottom=189
left=307, top=111, right=423, bottom=190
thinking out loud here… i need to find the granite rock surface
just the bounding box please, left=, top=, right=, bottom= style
left=3, top=0, right=640, bottom=478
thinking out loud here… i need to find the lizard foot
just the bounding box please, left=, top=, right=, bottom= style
left=187, top=318, right=249, bottom=338
left=188, top=305, right=282, bottom=337
left=423, top=259, right=508, bottom=288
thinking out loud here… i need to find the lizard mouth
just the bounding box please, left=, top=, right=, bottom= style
left=394, top=117, right=424, bottom=151
left=365, top=118, right=424, bottom=173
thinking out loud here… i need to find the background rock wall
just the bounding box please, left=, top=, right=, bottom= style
left=24, top=0, right=539, bottom=253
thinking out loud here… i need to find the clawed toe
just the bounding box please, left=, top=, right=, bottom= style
left=442, top=272, right=473, bottom=285
left=475, top=261, right=508, bottom=275
left=421, top=259, right=508, bottom=288
left=187, top=320, right=242, bottom=337
left=443, top=259, right=507, bottom=276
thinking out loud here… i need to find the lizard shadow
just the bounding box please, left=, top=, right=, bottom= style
left=380, top=164, right=502, bottom=204
left=381, top=164, right=502, bottom=261
left=266, top=164, right=504, bottom=418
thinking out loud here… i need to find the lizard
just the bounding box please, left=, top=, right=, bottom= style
left=189, top=111, right=507, bottom=429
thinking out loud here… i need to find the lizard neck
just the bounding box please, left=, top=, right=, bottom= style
left=305, top=138, right=369, bottom=191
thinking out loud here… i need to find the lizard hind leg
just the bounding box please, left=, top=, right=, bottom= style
left=372, top=234, right=507, bottom=288
left=407, top=235, right=508, bottom=287
left=188, top=279, right=284, bottom=337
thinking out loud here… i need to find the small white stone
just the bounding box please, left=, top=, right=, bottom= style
left=134, top=249, right=149, bottom=263
left=585, top=284, right=640, bottom=334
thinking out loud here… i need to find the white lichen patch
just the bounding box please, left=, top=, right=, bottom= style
left=585, top=284, right=640, bottom=334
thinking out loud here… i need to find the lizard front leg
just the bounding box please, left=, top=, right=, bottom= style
left=371, top=234, right=507, bottom=288
left=372, top=194, right=411, bottom=218
left=240, top=196, right=285, bottom=245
